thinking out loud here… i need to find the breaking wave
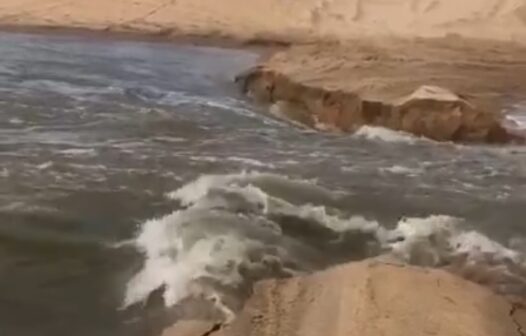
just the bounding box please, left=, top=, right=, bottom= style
left=124, top=172, right=526, bottom=317
left=353, top=125, right=420, bottom=143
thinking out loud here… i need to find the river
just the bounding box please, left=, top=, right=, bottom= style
left=0, top=32, right=525, bottom=336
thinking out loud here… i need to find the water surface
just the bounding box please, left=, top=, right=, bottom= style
left=0, top=32, right=525, bottom=336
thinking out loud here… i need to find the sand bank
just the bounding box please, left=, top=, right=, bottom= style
left=237, top=37, right=526, bottom=142
left=0, top=0, right=525, bottom=43
left=163, top=259, right=526, bottom=336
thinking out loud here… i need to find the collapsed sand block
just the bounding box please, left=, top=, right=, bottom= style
left=393, top=85, right=511, bottom=142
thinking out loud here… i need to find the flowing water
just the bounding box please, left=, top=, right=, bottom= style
left=1, top=32, right=526, bottom=336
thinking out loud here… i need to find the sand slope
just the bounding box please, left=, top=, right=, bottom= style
left=163, top=260, right=526, bottom=336
left=0, top=0, right=525, bottom=43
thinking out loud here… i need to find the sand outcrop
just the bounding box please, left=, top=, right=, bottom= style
left=163, top=260, right=526, bottom=336
left=237, top=38, right=526, bottom=142
left=1, top=0, right=526, bottom=43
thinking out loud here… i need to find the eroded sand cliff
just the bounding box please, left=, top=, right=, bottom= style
left=237, top=38, right=526, bottom=142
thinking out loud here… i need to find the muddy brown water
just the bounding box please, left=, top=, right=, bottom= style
left=0, top=32, right=525, bottom=336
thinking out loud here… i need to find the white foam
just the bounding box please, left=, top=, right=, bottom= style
left=127, top=172, right=359, bottom=309
left=341, top=166, right=359, bottom=173
left=59, top=148, right=97, bottom=156
left=279, top=159, right=300, bottom=165
left=189, top=156, right=220, bottom=163
left=8, top=118, right=24, bottom=125
left=353, top=125, right=418, bottom=144
left=228, top=157, right=275, bottom=168
left=451, top=231, right=518, bottom=261
left=21, top=79, right=113, bottom=98
left=281, top=204, right=380, bottom=233
left=160, top=92, right=259, bottom=122
left=505, top=114, right=526, bottom=131
left=380, top=165, right=423, bottom=175
left=37, top=161, right=53, bottom=170
left=386, top=216, right=526, bottom=288
left=152, top=136, right=186, bottom=143
left=126, top=173, right=526, bottom=315
left=66, top=163, right=107, bottom=171
left=124, top=203, right=293, bottom=310
left=387, top=215, right=459, bottom=263
left=167, top=171, right=331, bottom=206
left=190, top=184, right=270, bottom=214
left=167, top=172, right=248, bottom=206
left=0, top=201, right=59, bottom=214
left=124, top=210, right=255, bottom=308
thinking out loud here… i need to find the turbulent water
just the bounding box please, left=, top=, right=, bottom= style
left=1, top=32, right=526, bottom=336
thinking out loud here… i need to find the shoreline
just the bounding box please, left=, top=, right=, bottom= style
left=2, top=19, right=523, bottom=144
left=2, top=22, right=526, bottom=52
left=0, top=24, right=290, bottom=52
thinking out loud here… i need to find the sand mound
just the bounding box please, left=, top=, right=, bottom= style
left=0, top=0, right=525, bottom=43
left=163, top=260, right=526, bottom=336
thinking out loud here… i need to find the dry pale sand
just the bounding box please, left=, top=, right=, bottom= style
left=250, top=37, right=526, bottom=106
left=163, top=260, right=526, bottom=336
left=0, top=0, right=525, bottom=43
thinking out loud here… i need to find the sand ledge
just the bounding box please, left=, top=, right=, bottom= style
left=237, top=38, right=526, bottom=143
left=162, top=259, right=526, bottom=336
